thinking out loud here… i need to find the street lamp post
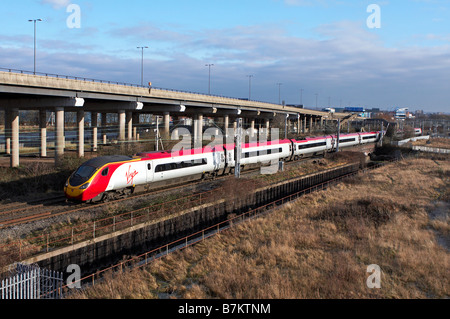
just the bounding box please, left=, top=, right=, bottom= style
left=137, top=46, right=149, bottom=86
left=28, top=19, right=43, bottom=75
left=205, top=64, right=214, bottom=94
left=277, top=83, right=283, bottom=105
left=247, top=75, right=253, bottom=100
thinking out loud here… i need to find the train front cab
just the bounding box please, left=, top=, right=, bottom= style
left=65, top=155, right=132, bottom=202
left=64, top=164, right=99, bottom=202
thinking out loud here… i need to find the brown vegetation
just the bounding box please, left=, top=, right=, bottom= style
left=69, top=158, right=449, bottom=299
left=411, top=138, right=450, bottom=150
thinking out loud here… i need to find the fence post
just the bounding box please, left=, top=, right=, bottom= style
left=93, top=221, right=96, bottom=239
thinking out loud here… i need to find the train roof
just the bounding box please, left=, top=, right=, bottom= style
left=136, top=140, right=292, bottom=160
left=81, top=155, right=133, bottom=168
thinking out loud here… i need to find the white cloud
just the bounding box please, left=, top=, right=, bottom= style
left=40, top=0, right=70, bottom=9
left=4, top=17, right=450, bottom=112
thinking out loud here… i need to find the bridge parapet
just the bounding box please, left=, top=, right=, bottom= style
left=0, top=70, right=333, bottom=116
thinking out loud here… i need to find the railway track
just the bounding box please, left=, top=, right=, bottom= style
left=0, top=154, right=340, bottom=230
left=0, top=164, right=259, bottom=229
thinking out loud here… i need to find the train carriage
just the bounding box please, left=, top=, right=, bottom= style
left=65, top=131, right=383, bottom=203
left=293, top=136, right=329, bottom=158
left=240, top=140, right=292, bottom=167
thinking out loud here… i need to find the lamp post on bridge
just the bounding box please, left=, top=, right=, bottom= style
left=277, top=83, right=283, bottom=105
left=137, top=46, right=149, bottom=86
left=28, top=19, right=43, bottom=75
left=247, top=75, right=254, bottom=100
left=205, top=64, right=214, bottom=94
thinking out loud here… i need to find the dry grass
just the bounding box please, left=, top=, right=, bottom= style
left=69, top=158, right=449, bottom=299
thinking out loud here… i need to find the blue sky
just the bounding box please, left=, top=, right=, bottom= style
left=1, top=0, right=450, bottom=113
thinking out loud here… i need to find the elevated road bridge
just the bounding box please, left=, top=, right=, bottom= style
left=0, top=69, right=346, bottom=167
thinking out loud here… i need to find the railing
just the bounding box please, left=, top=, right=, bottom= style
left=57, top=159, right=397, bottom=297
left=0, top=67, right=275, bottom=105
left=0, top=263, right=63, bottom=299
left=0, top=178, right=256, bottom=259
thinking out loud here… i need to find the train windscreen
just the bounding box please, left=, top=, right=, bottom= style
left=70, top=165, right=97, bottom=186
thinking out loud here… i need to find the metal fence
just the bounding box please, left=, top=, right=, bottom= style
left=0, top=263, right=64, bottom=299
left=64, top=160, right=395, bottom=292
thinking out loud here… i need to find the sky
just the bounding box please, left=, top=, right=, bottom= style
left=1, top=0, right=450, bottom=113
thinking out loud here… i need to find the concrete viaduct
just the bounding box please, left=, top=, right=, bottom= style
left=0, top=70, right=344, bottom=168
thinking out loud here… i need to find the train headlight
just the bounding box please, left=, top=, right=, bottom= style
left=65, top=180, right=69, bottom=188
left=79, top=183, right=90, bottom=190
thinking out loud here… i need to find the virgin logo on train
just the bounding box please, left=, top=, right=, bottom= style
left=126, top=165, right=138, bottom=185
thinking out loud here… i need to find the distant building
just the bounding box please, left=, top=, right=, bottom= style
left=395, top=108, right=408, bottom=120
left=345, top=107, right=365, bottom=113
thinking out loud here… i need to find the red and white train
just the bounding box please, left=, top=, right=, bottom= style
left=65, top=131, right=382, bottom=202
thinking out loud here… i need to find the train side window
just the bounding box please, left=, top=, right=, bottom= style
left=147, top=163, right=151, bottom=170
left=102, top=168, right=109, bottom=176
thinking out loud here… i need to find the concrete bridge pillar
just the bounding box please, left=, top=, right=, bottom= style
left=224, top=115, right=229, bottom=137
left=164, top=112, right=171, bottom=137
left=192, top=114, right=204, bottom=149
left=309, top=116, right=313, bottom=133
left=132, top=113, right=140, bottom=140
left=118, top=110, right=126, bottom=141
left=101, top=113, right=107, bottom=145
left=77, top=110, right=85, bottom=158
left=126, top=111, right=133, bottom=141
left=91, top=112, right=98, bottom=152
left=303, top=116, right=307, bottom=133
left=250, top=119, right=255, bottom=138
left=4, top=110, right=11, bottom=155
left=193, top=115, right=199, bottom=148
left=10, top=109, right=19, bottom=168
left=39, top=109, right=47, bottom=157
left=55, top=107, right=65, bottom=163
left=197, top=114, right=203, bottom=148
left=266, top=119, right=270, bottom=139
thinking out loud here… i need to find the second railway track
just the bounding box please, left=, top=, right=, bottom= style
left=0, top=154, right=348, bottom=230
